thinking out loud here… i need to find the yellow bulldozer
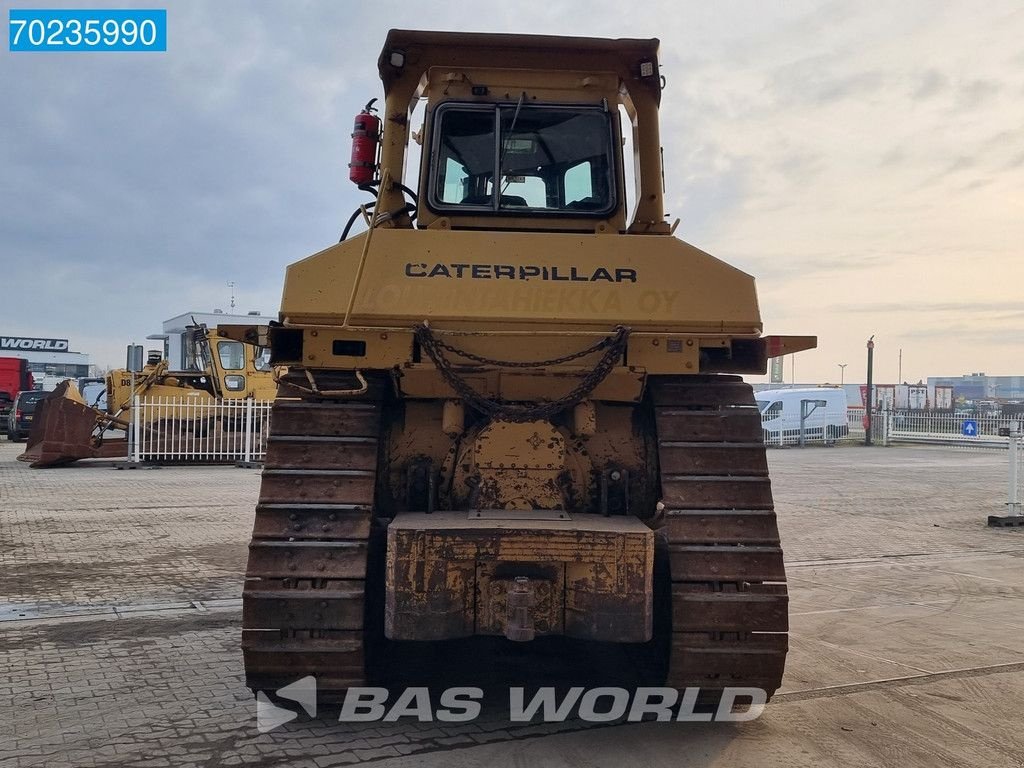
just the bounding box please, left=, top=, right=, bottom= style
left=238, top=30, right=816, bottom=704
left=20, top=325, right=276, bottom=467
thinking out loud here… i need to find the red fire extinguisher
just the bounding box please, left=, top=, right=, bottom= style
left=349, top=98, right=380, bottom=186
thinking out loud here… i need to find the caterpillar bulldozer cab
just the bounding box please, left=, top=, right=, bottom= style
left=104, top=326, right=275, bottom=413
left=240, top=30, right=815, bottom=701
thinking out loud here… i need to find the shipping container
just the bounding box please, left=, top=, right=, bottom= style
left=896, top=384, right=928, bottom=410
left=895, top=384, right=909, bottom=410
left=875, top=384, right=896, bottom=411
left=928, top=384, right=954, bottom=411
left=859, top=383, right=896, bottom=411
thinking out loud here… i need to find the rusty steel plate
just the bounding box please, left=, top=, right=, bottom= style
left=242, top=587, right=365, bottom=631
left=668, top=544, right=786, bottom=582
left=662, top=509, right=781, bottom=545
left=246, top=540, right=368, bottom=579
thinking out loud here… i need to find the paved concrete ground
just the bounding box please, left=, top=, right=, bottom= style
left=1, top=440, right=1023, bottom=767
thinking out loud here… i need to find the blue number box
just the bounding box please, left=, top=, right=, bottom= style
left=9, top=9, right=167, bottom=52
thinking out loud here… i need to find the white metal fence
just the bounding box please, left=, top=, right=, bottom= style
left=760, top=422, right=845, bottom=447
left=871, top=410, right=1022, bottom=449
left=760, top=404, right=858, bottom=448
left=130, top=396, right=273, bottom=463
left=847, top=406, right=867, bottom=441
left=845, top=406, right=894, bottom=444
left=761, top=405, right=1023, bottom=450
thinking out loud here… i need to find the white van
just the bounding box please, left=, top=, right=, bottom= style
left=755, top=387, right=848, bottom=444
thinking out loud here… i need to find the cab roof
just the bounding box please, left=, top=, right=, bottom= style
left=378, top=29, right=662, bottom=103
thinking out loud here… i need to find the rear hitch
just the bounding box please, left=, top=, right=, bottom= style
left=506, top=576, right=536, bottom=641
left=405, top=457, right=437, bottom=512
left=600, top=467, right=630, bottom=515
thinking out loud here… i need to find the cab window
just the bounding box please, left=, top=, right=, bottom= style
left=217, top=341, right=245, bottom=371
left=254, top=347, right=272, bottom=372
left=430, top=103, right=616, bottom=216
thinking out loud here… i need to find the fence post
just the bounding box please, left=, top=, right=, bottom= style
left=263, top=402, right=271, bottom=458
left=243, top=398, right=254, bottom=464
left=131, top=395, right=141, bottom=463
left=989, top=421, right=1024, bottom=526
left=1008, top=429, right=1021, bottom=516
left=883, top=411, right=891, bottom=447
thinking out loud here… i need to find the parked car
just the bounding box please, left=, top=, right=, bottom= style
left=0, top=390, right=12, bottom=435
left=6, top=390, right=48, bottom=441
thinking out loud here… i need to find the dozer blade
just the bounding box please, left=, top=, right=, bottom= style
left=18, top=381, right=127, bottom=468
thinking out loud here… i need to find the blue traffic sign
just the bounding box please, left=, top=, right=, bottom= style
left=962, top=419, right=978, bottom=437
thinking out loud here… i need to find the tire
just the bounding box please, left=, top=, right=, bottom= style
left=7, top=429, right=20, bottom=441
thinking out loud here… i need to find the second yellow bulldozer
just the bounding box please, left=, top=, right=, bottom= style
left=20, top=325, right=276, bottom=467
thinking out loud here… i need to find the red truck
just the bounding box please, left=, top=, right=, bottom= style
left=0, top=358, right=35, bottom=434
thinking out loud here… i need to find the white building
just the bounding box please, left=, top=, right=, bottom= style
left=0, top=335, right=90, bottom=380
left=147, top=310, right=275, bottom=370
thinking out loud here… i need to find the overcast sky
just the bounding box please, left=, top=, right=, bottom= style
left=1, top=0, right=1021, bottom=384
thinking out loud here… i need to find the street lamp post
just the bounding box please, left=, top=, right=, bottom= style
left=865, top=336, right=875, bottom=446
left=838, top=363, right=847, bottom=386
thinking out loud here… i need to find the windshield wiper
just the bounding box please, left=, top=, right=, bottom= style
left=497, top=92, right=526, bottom=200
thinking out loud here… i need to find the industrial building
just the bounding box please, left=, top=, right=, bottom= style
left=927, top=373, right=1024, bottom=401
left=0, top=335, right=90, bottom=380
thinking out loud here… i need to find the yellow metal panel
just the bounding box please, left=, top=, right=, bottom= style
left=282, top=229, right=762, bottom=334
left=425, top=67, right=621, bottom=105
left=300, top=329, right=414, bottom=368
left=394, top=365, right=644, bottom=402
left=628, top=335, right=700, bottom=374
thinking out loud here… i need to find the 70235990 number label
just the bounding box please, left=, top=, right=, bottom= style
left=9, top=9, right=166, bottom=52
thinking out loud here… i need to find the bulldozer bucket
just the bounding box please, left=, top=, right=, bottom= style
left=18, top=381, right=127, bottom=468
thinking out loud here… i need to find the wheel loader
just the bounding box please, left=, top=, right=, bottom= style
left=239, top=30, right=816, bottom=703
left=19, top=325, right=276, bottom=467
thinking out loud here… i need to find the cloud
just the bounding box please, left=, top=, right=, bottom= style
left=955, top=79, right=1002, bottom=109
left=836, top=301, right=1024, bottom=314
left=1, top=0, right=1023, bottom=385
left=912, top=70, right=949, bottom=100
left=773, top=65, right=886, bottom=105
left=901, top=323, right=1024, bottom=341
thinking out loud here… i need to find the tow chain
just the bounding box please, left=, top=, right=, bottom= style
left=414, top=322, right=630, bottom=422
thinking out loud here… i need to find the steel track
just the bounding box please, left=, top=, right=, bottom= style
left=652, top=374, right=789, bottom=698
left=242, top=374, right=381, bottom=693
